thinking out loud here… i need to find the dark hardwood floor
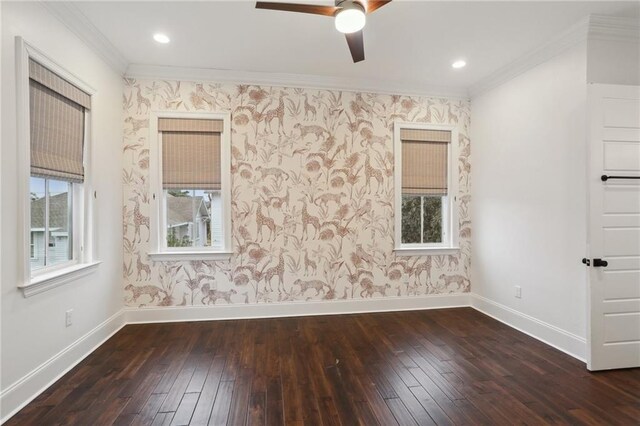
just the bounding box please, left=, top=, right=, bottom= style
left=8, top=308, right=640, bottom=425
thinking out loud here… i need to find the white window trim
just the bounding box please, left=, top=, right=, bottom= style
left=30, top=231, right=37, bottom=260
left=148, top=111, right=233, bottom=262
left=22, top=262, right=102, bottom=298
left=393, top=121, right=460, bottom=256
left=15, top=37, right=98, bottom=297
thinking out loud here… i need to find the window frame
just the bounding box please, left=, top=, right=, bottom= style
left=393, top=121, right=460, bottom=256
left=30, top=231, right=36, bottom=260
left=16, top=37, right=100, bottom=297
left=148, top=111, right=232, bottom=261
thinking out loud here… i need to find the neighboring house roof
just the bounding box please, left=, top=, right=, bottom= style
left=31, top=193, right=210, bottom=231
left=166, top=194, right=209, bottom=227
left=31, top=192, right=69, bottom=232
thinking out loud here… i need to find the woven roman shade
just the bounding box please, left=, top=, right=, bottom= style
left=29, top=60, right=91, bottom=109
left=158, top=118, right=223, bottom=133
left=29, top=59, right=90, bottom=183
left=159, top=118, right=222, bottom=190
left=401, top=128, right=451, bottom=196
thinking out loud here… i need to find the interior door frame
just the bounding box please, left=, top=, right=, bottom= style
left=586, top=83, right=640, bottom=371
left=586, top=82, right=606, bottom=371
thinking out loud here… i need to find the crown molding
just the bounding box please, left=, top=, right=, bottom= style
left=125, top=63, right=470, bottom=99
left=470, top=14, right=639, bottom=98
left=588, top=14, right=640, bottom=42
left=41, top=1, right=128, bottom=75
left=469, top=17, right=589, bottom=98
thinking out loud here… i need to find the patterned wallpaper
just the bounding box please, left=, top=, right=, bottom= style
left=122, top=79, right=471, bottom=307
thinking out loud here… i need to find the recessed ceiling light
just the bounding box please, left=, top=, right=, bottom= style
left=452, top=60, right=466, bottom=69
left=153, top=33, right=170, bottom=44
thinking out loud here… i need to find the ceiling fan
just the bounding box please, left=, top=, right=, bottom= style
left=255, top=0, right=391, bottom=63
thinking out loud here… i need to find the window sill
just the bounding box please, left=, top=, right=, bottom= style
left=394, top=247, right=460, bottom=256
left=19, top=261, right=101, bottom=298
left=149, top=251, right=233, bottom=261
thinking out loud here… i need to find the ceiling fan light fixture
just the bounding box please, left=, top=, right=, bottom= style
left=335, top=2, right=366, bottom=34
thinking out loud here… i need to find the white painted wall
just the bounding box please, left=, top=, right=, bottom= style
left=587, top=38, right=640, bottom=86
left=1, top=2, right=124, bottom=419
left=471, top=43, right=589, bottom=344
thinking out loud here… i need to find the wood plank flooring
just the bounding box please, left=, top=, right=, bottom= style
left=7, top=308, right=640, bottom=425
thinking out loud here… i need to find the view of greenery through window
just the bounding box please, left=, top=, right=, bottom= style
left=401, top=195, right=443, bottom=244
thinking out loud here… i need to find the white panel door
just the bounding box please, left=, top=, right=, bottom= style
left=587, top=84, right=640, bottom=371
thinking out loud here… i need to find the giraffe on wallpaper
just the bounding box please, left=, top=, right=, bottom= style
left=122, top=79, right=472, bottom=307
left=303, top=94, right=317, bottom=120
left=263, top=92, right=286, bottom=134
left=136, top=253, right=151, bottom=281
left=364, top=153, right=384, bottom=195
left=130, top=196, right=150, bottom=243
left=135, top=85, right=151, bottom=114
left=255, top=204, right=277, bottom=242
left=242, top=133, right=258, bottom=160
left=300, top=200, right=322, bottom=240
left=304, top=248, right=317, bottom=276
left=263, top=250, right=287, bottom=291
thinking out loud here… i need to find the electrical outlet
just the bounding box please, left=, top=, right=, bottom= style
left=515, top=286, right=522, bottom=299
left=65, top=309, right=73, bottom=327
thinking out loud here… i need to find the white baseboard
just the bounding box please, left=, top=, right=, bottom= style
left=470, top=294, right=587, bottom=361
left=124, top=293, right=472, bottom=324
left=0, top=309, right=126, bottom=424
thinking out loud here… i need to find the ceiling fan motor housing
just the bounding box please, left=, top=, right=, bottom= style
left=336, top=0, right=366, bottom=14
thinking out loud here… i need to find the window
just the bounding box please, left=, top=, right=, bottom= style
left=28, top=57, right=87, bottom=274
left=30, top=177, right=73, bottom=270
left=149, top=113, right=232, bottom=260
left=394, top=124, right=459, bottom=255
left=401, top=195, right=445, bottom=244
left=165, top=189, right=222, bottom=249
left=17, top=38, right=100, bottom=296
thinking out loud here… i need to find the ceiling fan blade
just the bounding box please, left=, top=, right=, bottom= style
left=345, top=30, right=365, bottom=63
left=255, top=2, right=338, bottom=16
left=366, top=0, right=391, bottom=14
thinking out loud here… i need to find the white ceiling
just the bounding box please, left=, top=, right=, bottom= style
left=71, top=1, right=639, bottom=94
